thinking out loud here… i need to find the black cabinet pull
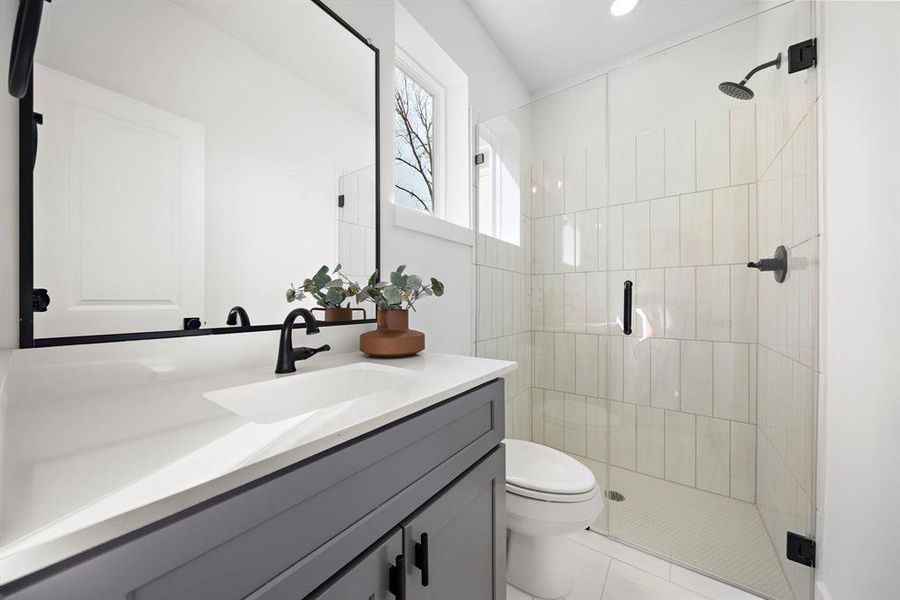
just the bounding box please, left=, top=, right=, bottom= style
left=414, top=533, right=429, bottom=586
left=623, top=280, right=633, bottom=335
left=388, top=553, right=406, bottom=600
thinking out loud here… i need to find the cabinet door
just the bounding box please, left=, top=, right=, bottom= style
left=403, top=447, right=505, bottom=600
left=308, top=529, right=403, bottom=600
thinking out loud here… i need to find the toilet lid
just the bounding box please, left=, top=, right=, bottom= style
left=504, top=439, right=596, bottom=495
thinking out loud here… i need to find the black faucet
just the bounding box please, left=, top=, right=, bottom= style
left=275, top=308, right=331, bottom=374
left=226, top=306, right=251, bottom=327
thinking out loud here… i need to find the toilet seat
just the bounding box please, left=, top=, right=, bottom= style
left=505, top=439, right=596, bottom=501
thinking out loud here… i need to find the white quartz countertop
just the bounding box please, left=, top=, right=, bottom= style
left=0, top=351, right=515, bottom=585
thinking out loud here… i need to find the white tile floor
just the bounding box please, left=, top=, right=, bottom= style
left=506, top=531, right=764, bottom=600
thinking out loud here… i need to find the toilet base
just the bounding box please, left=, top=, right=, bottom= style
left=506, top=530, right=574, bottom=599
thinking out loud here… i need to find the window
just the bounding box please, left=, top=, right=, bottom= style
left=394, top=67, right=436, bottom=214
left=393, top=3, right=470, bottom=241
left=477, top=117, right=521, bottom=246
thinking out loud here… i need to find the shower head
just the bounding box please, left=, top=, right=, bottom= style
left=718, top=81, right=754, bottom=100
left=718, top=52, right=782, bottom=100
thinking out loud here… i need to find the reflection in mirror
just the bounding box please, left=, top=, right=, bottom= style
left=29, top=0, right=377, bottom=341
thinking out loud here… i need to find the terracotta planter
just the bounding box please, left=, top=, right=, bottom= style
left=359, top=309, right=425, bottom=358
left=312, top=306, right=367, bottom=322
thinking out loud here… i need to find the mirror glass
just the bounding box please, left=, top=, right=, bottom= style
left=30, top=0, right=377, bottom=341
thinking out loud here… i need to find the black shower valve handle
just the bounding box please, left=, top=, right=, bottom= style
left=747, top=245, right=788, bottom=283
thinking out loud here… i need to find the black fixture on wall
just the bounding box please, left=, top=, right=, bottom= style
left=718, top=53, right=781, bottom=100
left=7, top=0, right=49, bottom=99
left=17, top=0, right=382, bottom=348
left=622, top=280, right=633, bottom=336
left=748, top=245, right=789, bottom=283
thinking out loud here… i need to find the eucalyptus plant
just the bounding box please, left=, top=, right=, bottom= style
left=356, top=265, right=444, bottom=311
left=286, top=264, right=360, bottom=309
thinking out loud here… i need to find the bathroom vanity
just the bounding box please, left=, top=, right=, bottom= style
left=0, top=351, right=514, bottom=599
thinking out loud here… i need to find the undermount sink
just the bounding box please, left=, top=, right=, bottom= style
left=203, top=362, right=416, bottom=424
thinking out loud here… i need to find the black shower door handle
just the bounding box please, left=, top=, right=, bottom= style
left=623, top=280, right=633, bottom=335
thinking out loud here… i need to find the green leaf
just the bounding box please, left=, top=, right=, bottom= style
left=334, top=263, right=342, bottom=272
left=407, top=275, right=422, bottom=290
left=374, top=281, right=388, bottom=289
left=368, top=270, right=379, bottom=286
left=430, top=278, right=444, bottom=297
left=396, top=264, right=407, bottom=274
left=324, top=278, right=344, bottom=289
left=383, top=285, right=401, bottom=305
left=390, top=270, right=403, bottom=286
left=286, top=288, right=296, bottom=302
left=325, top=288, right=344, bottom=306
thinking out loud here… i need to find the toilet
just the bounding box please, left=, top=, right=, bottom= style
left=504, top=439, right=604, bottom=599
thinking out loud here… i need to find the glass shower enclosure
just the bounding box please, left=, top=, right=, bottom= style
left=474, top=2, right=819, bottom=599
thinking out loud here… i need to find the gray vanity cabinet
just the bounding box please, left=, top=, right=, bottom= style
left=403, top=448, right=504, bottom=600
left=1, top=379, right=506, bottom=600
left=308, top=529, right=403, bottom=600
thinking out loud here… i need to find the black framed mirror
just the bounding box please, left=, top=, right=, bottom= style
left=16, top=0, right=380, bottom=348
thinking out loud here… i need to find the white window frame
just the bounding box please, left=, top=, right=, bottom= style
left=394, top=49, right=446, bottom=220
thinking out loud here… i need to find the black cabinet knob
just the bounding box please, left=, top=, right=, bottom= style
left=748, top=245, right=788, bottom=283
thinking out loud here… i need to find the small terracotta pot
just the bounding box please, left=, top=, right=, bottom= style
left=359, top=309, right=425, bottom=358
left=312, top=307, right=367, bottom=322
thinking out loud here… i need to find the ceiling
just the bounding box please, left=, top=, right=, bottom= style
left=467, top=0, right=758, bottom=93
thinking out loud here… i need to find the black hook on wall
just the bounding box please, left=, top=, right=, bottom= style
left=7, top=0, right=50, bottom=99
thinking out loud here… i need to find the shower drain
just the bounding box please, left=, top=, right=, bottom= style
left=606, top=490, right=625, bottom=502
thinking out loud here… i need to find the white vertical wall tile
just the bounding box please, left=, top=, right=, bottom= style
left=607, top=205, right=624, bottom=270
left=544, top=157, right=565, bottom=216
left=575, top=334, right=600, bottom=397
left=636, top=269, right=665, bottom=337
left=597, top=336, right=609, bottom=400
left=608, top=336, right=624, bottom=402
left=681, top=341, right=713, bottom=416
left=665, top=267, right=696, bottom=339
left=565, top=150, right=587, bottom=214
left=665, top=120, right=696, bottom=196
left=491, top=271, right=503, bottom=338
left=564, top=273, right=587, bottom=333
left=696, top=265, right=730, bottom=341
left=731, top=421, right=756, bottom=502
left=680, top=191, right=713, bottom=265
left=554, top=333, right=576, bottom=392
left=564, top=393, right=587, bottom=455
left=586, top=272, right=608, bottom=334
left=636, top=405, right=666, bottom=478
left=531, top=388, right=545, bottom=444
left=534, top=332, right=554, bottom=389
left=502, top=271, right=514, bottom=336
left=623, top=201, right=651, bottom=269
left=651, top=338, right=680, bottom=410
left=532, top=275, right=545, bottom=332
left=665, top=410, right=696, bottom=486
left=713, top=342, right=750, bottom=422
left=730, top=105, right=756, bottom=184
left=610, top=400, right=636, bottom=470
left=623, top=337, right=651, bottom=406
left=575, top=209, right=600, bottom=272
left=554, top=214, right=576, bottom=273
left=530, top=161, right=545, bottom=218
left=533, top=216, right=553, bottom=274
left=696, top=110, right=730, bottom=190
left=713, top=185, right=750, bottom=264
left=697, top=416, right=730, bottom=495
left=476, top=266, right=492, bottom=341
left=730, top=266, right=758, bottom=343
left=650, top=196, right=680, bottom=268
left=636, top=130, right=665, bottom=201
left=544, top=390, right=565, bottom=450
left=586, top=397, right=609, bottom=462
left=586, top=147, right=607, bottom=209
left=544, top=274, right=564, bottom=332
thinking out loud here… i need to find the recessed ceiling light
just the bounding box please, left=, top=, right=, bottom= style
left=610, top=0, right=639, bottom=17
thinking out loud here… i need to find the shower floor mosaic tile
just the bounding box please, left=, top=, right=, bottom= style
left=603, top=467, right=794, bottom=600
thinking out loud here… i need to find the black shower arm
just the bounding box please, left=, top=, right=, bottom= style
left=7, top=0, right=50, bottom=99
left=740, top=53, right=782, bottom=85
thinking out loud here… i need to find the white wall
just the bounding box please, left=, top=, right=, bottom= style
left=818, top=2, right=900, bottom=599
left=329, top=0, right=529, bottom=356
